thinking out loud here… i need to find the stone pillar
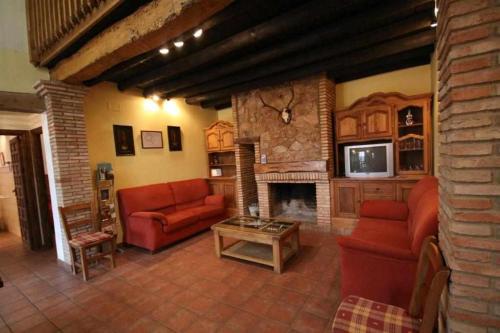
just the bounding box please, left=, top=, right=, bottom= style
left=436, top=1, right=500, bottom=332
left=34, top=80, right=92, bottom=263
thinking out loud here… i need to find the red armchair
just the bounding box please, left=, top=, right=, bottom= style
left=337, top=176, right=439, bottom=309
left=117, top=178, right=227, bottom=252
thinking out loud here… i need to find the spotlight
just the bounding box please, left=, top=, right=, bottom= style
left=193, top=28, right=203, bottom=38
left=159, top=47, right=169, bottom=55
left=174, top=40, right=184, bottom=48
left=151, top=94, right=160, bottom=102
left=430, top=22, right=437, bottom=28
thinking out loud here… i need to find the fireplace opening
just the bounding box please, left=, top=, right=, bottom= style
left=270, top=183, right=317, bottom=223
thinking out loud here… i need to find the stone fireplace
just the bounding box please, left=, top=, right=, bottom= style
left=232, top=74, right=335, bottom=226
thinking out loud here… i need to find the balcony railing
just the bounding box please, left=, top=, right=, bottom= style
left=26, top=0, right=123, bottom=66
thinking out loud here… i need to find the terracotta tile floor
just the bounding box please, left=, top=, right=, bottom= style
left=0, top=228, right=340, bottom=332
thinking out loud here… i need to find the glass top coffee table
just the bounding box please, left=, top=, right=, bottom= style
left=211, top=216, right=300, bottom=273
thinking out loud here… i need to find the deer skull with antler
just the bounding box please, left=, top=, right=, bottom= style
left=258, top=84, right=295, bottom=124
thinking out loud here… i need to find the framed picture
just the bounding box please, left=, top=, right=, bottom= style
left=113, top=125, right=135, bottom=156
left=167, top=126, right=182, bottom=151
left=141, top=131, right=163, bottom=149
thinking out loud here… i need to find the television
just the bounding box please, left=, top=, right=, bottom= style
left=344, top=143, right=394, bottom=177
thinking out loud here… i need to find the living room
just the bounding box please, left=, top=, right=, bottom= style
left=0, top=0, right=498, bottom=332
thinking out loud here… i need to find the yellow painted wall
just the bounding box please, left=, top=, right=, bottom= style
left=0, top=0, right=48, bottom=93
left=335, top=65, right=432, bottom=109
left=217, top=107, right=234, bottom=123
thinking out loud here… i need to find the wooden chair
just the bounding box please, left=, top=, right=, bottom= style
left=332, top=236, right=450, bottom=333
left=59, top=202, right=116, bottom=281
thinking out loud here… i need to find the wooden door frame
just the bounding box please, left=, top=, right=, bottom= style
left=0, top=128, right=52, bottom=250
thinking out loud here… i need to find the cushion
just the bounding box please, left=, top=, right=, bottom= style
left=69, top=232, right=113, bottom=247
left=164, top=210, right=199, bottom=232
left=352, top=218, right=411, bottom=253
left=186, top=205, right=225, bottom=220
left=407, top=177, right=438, bottom=235
left=169, top=179, right=210, bottom=205
left=117, top=183, right=175, bottom=217
left=410, top=189, right=439, bottom=255
left=332, top=296, right=420, bottom=333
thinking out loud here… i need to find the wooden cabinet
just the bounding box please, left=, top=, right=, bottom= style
left=205, top=121, right=237, bottom=213
left=336, top=106, right=392, bottom=142
left=205, top=121, right=234, bottom=152
left=332, top=177, right=419, bottom=220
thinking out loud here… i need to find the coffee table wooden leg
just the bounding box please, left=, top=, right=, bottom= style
left=291, top=232, right=300, bottom=255
left=272, top=239, right=283, bottom=273
left=214, top=231, right=223, bottom=258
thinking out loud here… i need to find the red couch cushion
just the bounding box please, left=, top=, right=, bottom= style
left=410, top=188, right=439, bottom=255
left=169, top=178, right=210, bottom=209
left=118, top=183, right=175, bottom=217
left=187, top=205, right=225, bottom=220
left=164, top=210, right=199, bottom=232
left=407, top=176, right=438, bottom=235
left=352, top=218, right=411, bottom=253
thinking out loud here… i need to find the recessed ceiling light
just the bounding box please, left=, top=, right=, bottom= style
left=151, top=94, right=160, bottom=102
left=174, top=40, right=184, bottom=48
left=159, top=47, right=169, bottom=55
left=193, top=28, right=203, bottom=38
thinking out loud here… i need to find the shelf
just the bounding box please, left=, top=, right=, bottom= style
left=208, top=176, right=236, bottom=180
left=398, top=123, right=423, bottom=128
left=208, top=150, right=235, bottom=153
left=399, top=148, right=423, bottom=152
left=209, top=164, right=236, bottom=167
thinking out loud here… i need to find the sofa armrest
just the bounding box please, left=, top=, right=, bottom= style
left=130, top=211, right=168, bottom=226
left=360, top=200, right=409, bottom=221
left=205, top=194, right=225, bottom=208
left=337, top=236, right=416, bottom=261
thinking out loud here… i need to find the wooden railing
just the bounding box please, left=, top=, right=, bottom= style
left=26, top=0, right=123, bottom=66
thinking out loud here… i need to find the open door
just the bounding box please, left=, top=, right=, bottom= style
left=10, top=136, right=33, bottom=247
left=8, top=132, right=53, bottom=250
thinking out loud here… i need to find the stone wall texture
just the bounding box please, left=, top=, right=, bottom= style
left=436, top=1, right=500, bottom=332
left=235, top=76, right=322, bottom=163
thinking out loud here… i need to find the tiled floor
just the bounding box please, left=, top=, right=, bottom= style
left=0, top=228, right=340, bottom=332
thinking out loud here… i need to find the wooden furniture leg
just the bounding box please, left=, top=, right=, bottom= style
left=79, top=247, right=89, bottom=281
left=214, top=231, right=222, bottom=258
left=272, top=239, right=283, bottom=274
left=110, top=238, right=116, bottom=268
left=291, top=231, right=300, bottom=255
left=70, top=247, right=78, bottom=275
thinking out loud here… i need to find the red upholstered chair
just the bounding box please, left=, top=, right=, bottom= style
left=337, top=176, right=439, bottom=309
left=332, top=236, right=450, bottom=333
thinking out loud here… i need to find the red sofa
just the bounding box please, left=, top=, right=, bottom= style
left=117, top=178, right=227, bottom=252
left=337, top=176, right=438, bottom=309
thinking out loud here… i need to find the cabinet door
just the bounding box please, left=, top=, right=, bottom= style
left=396, top=182, right=416, bottom=202
left=206, top=129, right=220, bottom=151
left=220, top=129, right=235, bottom=151
left=334, top=182, right=360, bottom=218
left=362, top=182, right=396, bottom=201
left=336, top=111, right=362, bottom=141
left=363, top=106, right=392, bottom=138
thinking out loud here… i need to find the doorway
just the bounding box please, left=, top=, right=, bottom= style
left=0, top=128, right=53, bottom=250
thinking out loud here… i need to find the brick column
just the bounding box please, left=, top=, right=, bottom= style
left=34, top=80, right=92, bottom=263
left=436, top=1, right=500, bottom=331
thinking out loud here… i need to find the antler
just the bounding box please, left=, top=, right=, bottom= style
left=258, top=93, right=281, bottom=113
left=286, top=84, right=295, bottom=109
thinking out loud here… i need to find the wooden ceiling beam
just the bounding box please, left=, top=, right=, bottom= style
left=118, top=0, right=375, bottom=91
left=50, top=0, right=232, bottom=83
left=0, top=91, right=45, bottom=113
left=185, top=30, right=435, bottom=104
left=146, top=0, right=434, bottom=97
left=166, top=15, right=433, bottom=99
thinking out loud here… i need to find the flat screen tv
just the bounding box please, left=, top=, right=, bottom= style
left=344, top=143, right=394, bottom=177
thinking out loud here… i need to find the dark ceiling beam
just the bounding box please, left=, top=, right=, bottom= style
left=200, top=96, right=231, bottom=109
left=167, top=15, right=432, bottom=99
left=118, top=0, right=375, bottom=91
left=185, top=30, right=435, bottom=104
left=84, top=0, right=295, bottom=86
left=146, top=0, right=434, bottom=97
left=0, top=91, right=45, bottom=113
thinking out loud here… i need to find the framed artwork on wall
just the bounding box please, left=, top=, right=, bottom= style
left=167, top=126, right=182, bottom=151
left=141, top=130, right=163, bottom=149
left=113, top=125, right=135, bottom=156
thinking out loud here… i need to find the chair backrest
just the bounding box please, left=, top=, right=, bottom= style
left=59, top=202, right=96, bottom=241
left=409, top=236, right=450, bottom=333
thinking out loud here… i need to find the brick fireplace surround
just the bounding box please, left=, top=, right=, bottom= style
left=232, top=74, right=335, bottom=226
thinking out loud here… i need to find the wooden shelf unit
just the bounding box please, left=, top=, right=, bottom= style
left=332, top=92, right=433, bottom=227
left=204, top=121, right=237, bottom=213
